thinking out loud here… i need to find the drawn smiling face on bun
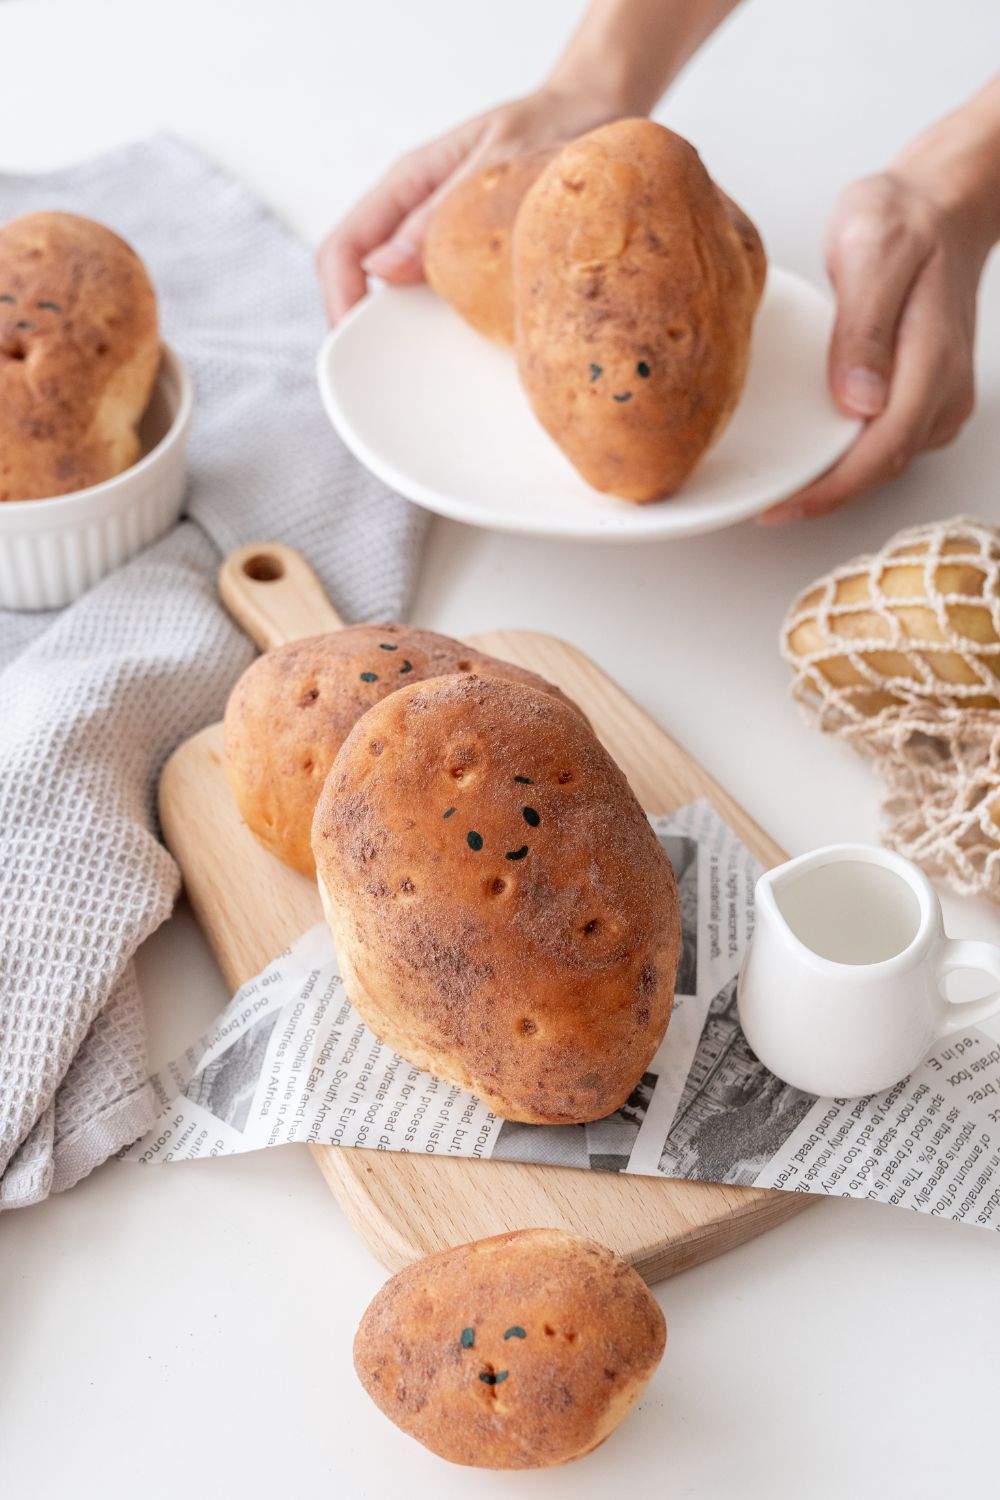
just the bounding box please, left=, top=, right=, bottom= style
left=0, top=211, right=160, bottom=501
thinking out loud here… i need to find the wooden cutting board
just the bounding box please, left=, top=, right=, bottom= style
left=159, top=542, right=808, bottom=1283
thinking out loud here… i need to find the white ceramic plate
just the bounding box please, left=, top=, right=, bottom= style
left=317, top=269, right=859, bottom=542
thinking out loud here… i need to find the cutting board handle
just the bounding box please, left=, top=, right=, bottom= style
left=218, top=542, right=344, bottom=651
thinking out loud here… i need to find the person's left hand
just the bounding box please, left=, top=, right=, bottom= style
left=760, top=161, right=990, bottom=524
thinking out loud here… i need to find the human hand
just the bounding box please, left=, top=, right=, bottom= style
left=762, top=120, right=1000, bottom=524
left=317, top=87, right=623, bottom=324
left=317, top=0, right=746, bottom=321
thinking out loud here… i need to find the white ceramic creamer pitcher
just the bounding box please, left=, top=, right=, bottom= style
left=737, top=843, right=1000, bottom=1097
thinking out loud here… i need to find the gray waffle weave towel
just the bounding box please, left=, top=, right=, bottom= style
left=0, top=136, right=426, bottom=1210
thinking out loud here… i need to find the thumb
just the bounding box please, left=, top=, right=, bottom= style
left=825, top=193, right=929, bottom=418
left=363, top=194, right=440, bottom=281
left=362, top=122, right=488, bottom=283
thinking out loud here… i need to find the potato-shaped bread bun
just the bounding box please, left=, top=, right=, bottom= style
left=224, top=623, right=586, bottom=877
left=425, top=150, right=554, bottom=346
left=0, top=212, right=160, bottom=502
left=313, top=673, right=679, bottom=1122
left=354, top=1228, right=666, bottom=1468
left=513, top=119, right=766, bottom=502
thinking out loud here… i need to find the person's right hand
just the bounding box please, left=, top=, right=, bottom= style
left=317, top=86, right=625, bottom=323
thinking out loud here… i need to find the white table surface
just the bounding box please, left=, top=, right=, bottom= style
left=3, top=2, right=1000, bottom=1495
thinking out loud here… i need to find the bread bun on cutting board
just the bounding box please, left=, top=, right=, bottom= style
left=312, top=671, right=679, bottom=1122
left=224, top=623, right=584, bottom=877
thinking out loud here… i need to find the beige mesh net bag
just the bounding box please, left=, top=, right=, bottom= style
left=782, top=516, right=1000, bottom=899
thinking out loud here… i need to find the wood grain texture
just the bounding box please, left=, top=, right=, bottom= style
left=159, top=551, right=809, bottom=1283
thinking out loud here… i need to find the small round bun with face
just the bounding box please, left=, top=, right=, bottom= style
left=313, top=672, right=679, bottom=1122
left=0, top=212, right=160, bottom=501
left=223, top=623, right=586, bottom=877
left=354, top=1228, right=667, bottom=1469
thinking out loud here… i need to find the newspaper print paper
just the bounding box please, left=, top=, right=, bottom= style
left=124, top=801, right=1000, bottom=1230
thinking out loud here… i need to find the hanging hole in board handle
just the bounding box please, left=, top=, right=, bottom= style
left=242, top=553, right=285, bottom=583
left=218, top=541, right=344, bottom=652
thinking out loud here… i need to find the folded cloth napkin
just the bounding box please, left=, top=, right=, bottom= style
left=0, top=136, right=426, bottom=1210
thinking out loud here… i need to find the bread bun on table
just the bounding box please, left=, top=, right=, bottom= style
left=354, top=1227, right=666, bottom=1469
left=424, top=150, right=555, bottom=346
left=0, top=212, right=160, bottom=502
left=312, top=672, right=679, bottom=1123
left=513, top=119, right=766, bottom=501
left=224, top=623, right=585, bottom=877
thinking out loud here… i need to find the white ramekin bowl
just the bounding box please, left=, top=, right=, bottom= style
left=0, top=342, right=193, bottom=611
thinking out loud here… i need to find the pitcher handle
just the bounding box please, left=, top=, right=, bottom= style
left=937, top=939, right=1000, bottom=1034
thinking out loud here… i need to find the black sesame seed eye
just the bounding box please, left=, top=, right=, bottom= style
left=15, top=320, right=32, bottom=331
left=467, top=831, right=484, bottom=851
left=636, top=361, right=650, bottom=378
left=460, top=1327, right=475, bottom=1349
left=522, top=807, right=540, bottom=827
left=589, top=363, right=603, bottom=382
left=0, top=294, right=15, bottom=304
left=36, top=300, right=61, bottom=312
left=399, top=660, right=413, bottom=674
left=504, top=1326, right=526, bottom=1340
left=360, top=671, right=377, bottom=682
left=379, top=642, right=399, bottom=651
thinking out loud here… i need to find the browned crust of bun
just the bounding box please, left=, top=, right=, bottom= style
left=354, top=1228, right=667, bottom=1469
left=223, top=623, right=587, bottom=877
left=0, top=212, right=160, bottom=502
left=424, top=150, right=555, bottom=346
left=313, top=673, right=679, bottom=1122
left=513, top=119, right=766, bottom=502
left=717, top=187, right=767, bottom=303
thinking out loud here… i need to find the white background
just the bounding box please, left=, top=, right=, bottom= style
left=3, top=2, right=1000, bottom=1496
